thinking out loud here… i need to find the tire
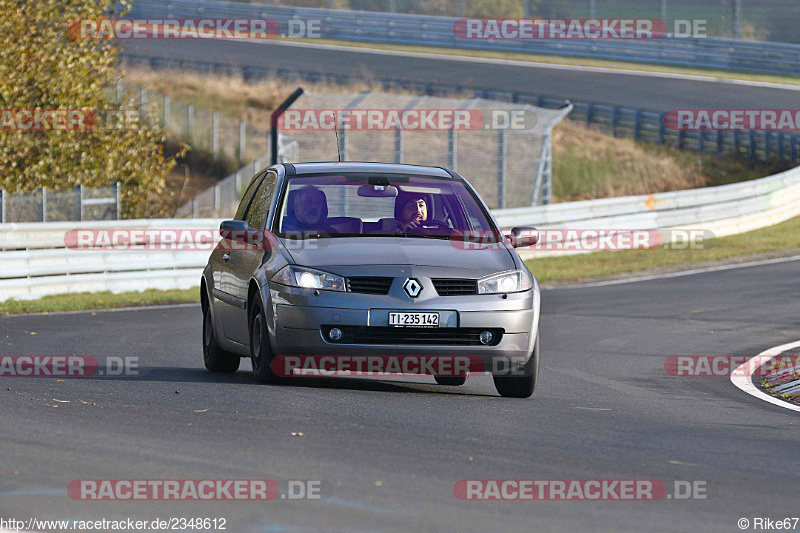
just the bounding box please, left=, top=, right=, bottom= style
left=493, top=333, right=539, bottom=398
left=202, top=300, right=240, bottom=373
left=434, top=375, right=467, bottom=386
left=249, top=298, right=279, bottom=383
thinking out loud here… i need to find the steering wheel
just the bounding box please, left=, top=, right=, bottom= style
left=419, top=220, right=452, bottom=230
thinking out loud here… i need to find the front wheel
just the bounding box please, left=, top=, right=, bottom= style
left=202, top=301, right=240, bottom=373
left=249, top=299, right=279, bottom=383
left=493, top=333, right=539, bottom=398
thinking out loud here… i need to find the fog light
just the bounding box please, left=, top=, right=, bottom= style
left=479, top=330, right=493, bottom=345
left=329, top=327, right=343, bottom=341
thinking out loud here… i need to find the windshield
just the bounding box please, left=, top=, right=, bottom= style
left=274, top=174, right=496, bottom=238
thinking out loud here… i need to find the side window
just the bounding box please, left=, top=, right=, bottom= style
left=233, top=173, right=265, bottom=221
left=245, top=171, right=278, bottom=230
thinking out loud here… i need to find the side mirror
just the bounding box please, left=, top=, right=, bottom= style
left=510, top=227, right=539, bottom=248
left=219, top=220, right=271, bottom=251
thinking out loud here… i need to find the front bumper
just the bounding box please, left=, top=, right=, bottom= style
left=270, top=303, right=537, bottom=367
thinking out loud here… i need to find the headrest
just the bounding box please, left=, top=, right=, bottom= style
left=285, top=186, right=328, bottom=223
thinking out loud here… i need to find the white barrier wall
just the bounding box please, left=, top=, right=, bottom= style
left=1, top=165, right=799, bottom=301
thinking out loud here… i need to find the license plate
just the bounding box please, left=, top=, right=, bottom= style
left=389, top=312, right=439, bottom=327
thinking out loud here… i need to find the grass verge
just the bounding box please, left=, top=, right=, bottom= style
left=0, top=288, right=200, bottom=316
left=527, top=215, right=800, bottom=284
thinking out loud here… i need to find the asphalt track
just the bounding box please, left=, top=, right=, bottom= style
left=122, top=39, right=800, bottom=111
left=1, top=259, right=798, bottom=532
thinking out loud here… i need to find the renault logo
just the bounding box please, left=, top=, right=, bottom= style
left=403, top=278, right=423, bottom=298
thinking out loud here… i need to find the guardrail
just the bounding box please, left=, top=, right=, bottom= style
left=125, top=0, right=800, bottom=76
left=3, top=164, right=800, bottom=300
left=0, top=219, right=220, bottom=301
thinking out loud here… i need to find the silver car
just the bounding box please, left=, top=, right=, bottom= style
left=201, top=162, right=541, bottom=397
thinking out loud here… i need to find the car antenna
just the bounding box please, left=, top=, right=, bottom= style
left=334, top=116, right=342, bottom=162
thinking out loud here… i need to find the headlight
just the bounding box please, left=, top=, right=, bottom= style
left=477, top=270, right=532, bottom=294
left=272, top=266, right=346, bottom=291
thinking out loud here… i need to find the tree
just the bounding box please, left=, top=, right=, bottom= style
left=0, top=0, right=179, bottom=218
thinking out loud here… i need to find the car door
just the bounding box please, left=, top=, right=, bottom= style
left=224, top=170, right=278, bottom=345
left=211, top=172, right=265, bottom=343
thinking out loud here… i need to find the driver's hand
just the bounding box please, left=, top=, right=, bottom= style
left=402, top=219, right=421, bottom=231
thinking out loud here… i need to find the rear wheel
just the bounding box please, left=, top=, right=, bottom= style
left=250, top=299, right=279, bottom=383
left=493, top=333, right=539, bottom=398
left=434, top=375, right=467, bottom=386
left=202, top=301, right=240, bottom=373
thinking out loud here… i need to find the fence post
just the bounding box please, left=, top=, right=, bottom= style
left=765, top=131, right=772, bottom=160
left=0, top=189, right=4, bottom=223
left=698, top=130, right=705, bottom=152
left=734, top=130, right=740, bottom=154
left=611, top=107, right=619, bottom=137
left=496, top=128, right=506, bottom=209
left=749, top=131, right=756, bottom=160
left=187, top=104, right=194, bottom=144
left=633, top=110, right=642, bottom=140
left=115, top=182, right=121, bottom=220
left=139, top=88, right=146, bottom=119
left=448, top=127, right=457, bottom=169
left=394, top=128, right=403, bottom=164
left=212, top=112, right=219, bottom=157
left=658, top=114, right=665, bottom=144
left=163, top=95, right=170, bottom=128
left=778, top=133, right=785, bottom=164
left=41, top=186, right=47, bottom=223
left=586, top=103, right=594, bottom=126
left=73, top=184, right=82, bottom=221
left=679, top=130, right=686, bottom=149
left=717, top=130, right=724, bottom=153
left=238, top=120, right=246, bottom=165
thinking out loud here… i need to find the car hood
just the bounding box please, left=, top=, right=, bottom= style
left=279, top=236, right=517, bottom=276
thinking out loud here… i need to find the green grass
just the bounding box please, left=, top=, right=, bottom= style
left=527, top=215, right=800, bottom=283
left=287, top=37, right=800, bottom=86
left=0, top=288, right=200, bottom=316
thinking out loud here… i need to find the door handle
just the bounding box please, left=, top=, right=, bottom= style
left=223, top=253, right=231, bottom=263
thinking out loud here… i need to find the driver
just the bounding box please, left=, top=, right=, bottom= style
left=397, top=194, right=428, bottom=232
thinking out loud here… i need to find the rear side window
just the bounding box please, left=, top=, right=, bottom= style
left=245, top=171, right=278, bottom=230
left=234, top=173, right=265, bottom=221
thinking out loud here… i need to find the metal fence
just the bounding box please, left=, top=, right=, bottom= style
left=0, top=184, right=121, bottom=223
left=125, top=0, right=800, bottom=75
left=121, top=54, right=800, bottom=168
left=217, top=0, right=800, bottom=44
left=175, top=136, right=298, bottom=218
left=273, top=91, right=571, bottom=209
left=117, top=83, right=271, bottom=166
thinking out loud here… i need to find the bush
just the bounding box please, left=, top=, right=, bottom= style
left=0, top=0, right=180, bottom=218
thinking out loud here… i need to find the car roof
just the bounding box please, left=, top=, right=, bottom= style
left=282, top=162, right=455, bottom=179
